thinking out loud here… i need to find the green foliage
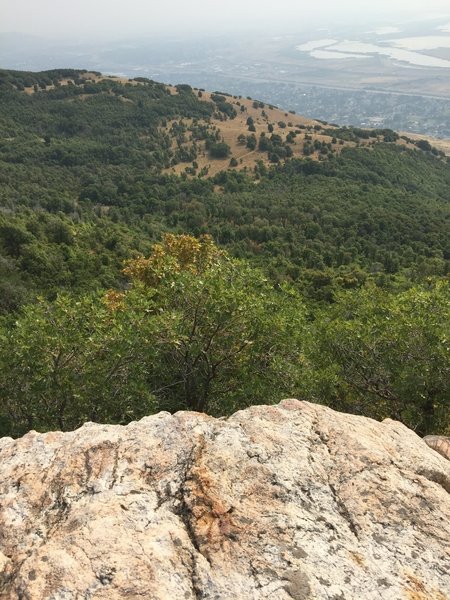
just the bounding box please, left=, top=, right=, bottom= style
left=257, top=132, right=294, bottom=161
left=0, top=236, right=306, bottom=434
left=258, top=133, right=269, bottom=151
left=0, top=69, right=95, bottom=91
left=0, top=70, right=213, bottom=174
left=303, top=281, right=450, bottom=434
left=0, top=210, right=153, bottom=312
left=246, top=134, right=257, bottom=150
left=246, top=117, right=256, bottom=132
left=416, top=139, right=432, bottom=152
left=0, top=70, right=449, bottom=438
left=324, top=126, right=399, bottom=143
left=1, top=70, right=447, bottom=306
left=210, top=94, right=237, bottom=118
left=208, top=142, right=231, bottom=159
left=0, top=293, right=158, bottom=436
left=123, top=237, right=306, bottom=415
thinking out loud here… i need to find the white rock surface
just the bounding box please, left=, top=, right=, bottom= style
left=0, top=400, right=449, bottom=599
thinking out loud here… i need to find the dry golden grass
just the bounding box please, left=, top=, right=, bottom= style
left=22, top=74, right=447, bottom=176
left=163, top=90, right=358, bottom=177
left=162, top=90, right=432, bottom=177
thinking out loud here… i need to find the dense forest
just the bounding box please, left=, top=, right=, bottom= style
left=0, top=69, right=448, bottom=438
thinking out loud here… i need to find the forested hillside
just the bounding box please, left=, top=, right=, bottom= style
left=0, top=69, right=448, bottom=438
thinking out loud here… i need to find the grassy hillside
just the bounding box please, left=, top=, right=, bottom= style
left=0, top=68, right=448, bottom=308
left=0, top=68, right=448, bottom=437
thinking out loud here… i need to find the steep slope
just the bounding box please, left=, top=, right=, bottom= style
left=0, top=400, right=448, bottom=599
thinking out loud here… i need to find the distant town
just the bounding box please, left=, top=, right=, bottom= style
left=2, top=16, right=450, bottom=138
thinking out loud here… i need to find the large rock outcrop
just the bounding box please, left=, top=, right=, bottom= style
left=0, top=400, right=449, bottom=600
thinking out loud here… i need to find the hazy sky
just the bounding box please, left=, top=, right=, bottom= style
left=2, top=0, right=450, bottom=39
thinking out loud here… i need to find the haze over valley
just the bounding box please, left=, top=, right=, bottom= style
left=2, top=2, right=450, bottom=137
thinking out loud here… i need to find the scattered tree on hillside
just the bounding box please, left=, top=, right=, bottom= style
left=208, top=142, right=231, bottom=159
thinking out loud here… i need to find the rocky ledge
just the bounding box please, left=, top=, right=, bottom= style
left=0, top=400, right=449, bottom=599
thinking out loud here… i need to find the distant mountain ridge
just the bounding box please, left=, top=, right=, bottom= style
left=1, top=67, right=447, bottom=181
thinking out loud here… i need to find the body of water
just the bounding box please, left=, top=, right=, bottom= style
left=297, top=37, right=450, bottom=68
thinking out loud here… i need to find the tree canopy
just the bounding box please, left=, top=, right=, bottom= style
left=0, top=235, right=307, bottom=435
left=0, top=70, right=448, bottom=439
